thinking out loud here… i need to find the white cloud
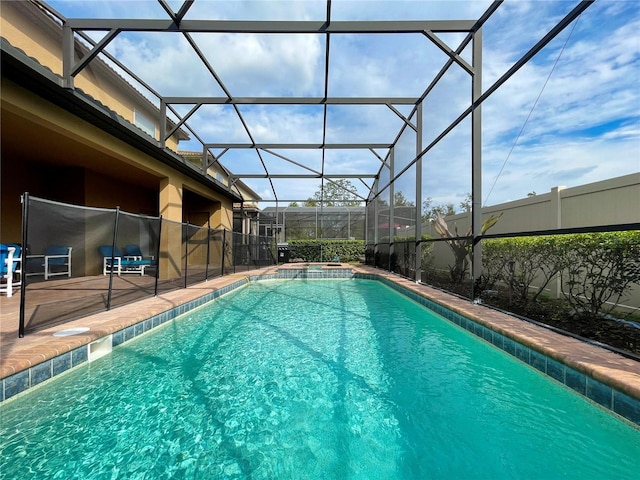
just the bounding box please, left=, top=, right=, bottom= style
left=190, top=33, right=324, bottom=96
left=473, top=0, right=640, bottom=206
left=481, top=135, right=639, bottom=205
left=239, top=106, right=324, bottom=143
left=110, top=32, right=324, bottom=97
left=330, top=0, right=492, bottom=21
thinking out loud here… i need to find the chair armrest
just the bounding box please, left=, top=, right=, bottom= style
left=5, top=248, right=21, bottom=274
left=45, top=254, right=70, bottom=261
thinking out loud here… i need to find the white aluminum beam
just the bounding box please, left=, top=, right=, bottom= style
left=205, top=143, right=391, bottom=149
left=66, top=19, right=476, bottom=34
left=230, top=174, right=377, bottom=178
left=162, top=97, right=419, bottom=105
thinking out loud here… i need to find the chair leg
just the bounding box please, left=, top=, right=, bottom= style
left=6, top=274, right=13, bottom=298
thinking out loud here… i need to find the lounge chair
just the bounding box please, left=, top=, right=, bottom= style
left=123, top=245, right=157, bottom=266
left=27, top=245, right=72, bottom=280
left=0, top=244, right=22, bottom=297
left=99, top=245, right=152, bottom=276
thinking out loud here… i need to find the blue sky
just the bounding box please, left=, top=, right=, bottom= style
left=47, top=0, right=640, bottom=208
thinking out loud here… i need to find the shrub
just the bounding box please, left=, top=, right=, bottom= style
left=482, top=236, right=567, bottom=305
left=288, top=239, right=365, bottom=263
left=393, top=234, right=434, bottom=273
left=558, top=231, right=640, bottom=317
left=481, top=231, right=640, bottom=318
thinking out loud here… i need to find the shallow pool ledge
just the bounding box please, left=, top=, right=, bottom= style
left=2, top=265, right=639, bottom=427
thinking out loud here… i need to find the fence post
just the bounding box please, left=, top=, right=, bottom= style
left=550, top=186, right=566, bottom=299
left=232, top=232, right=237, bottom=274
left=154, top=216, right=162, bottom=296
left=205, top=218, right=211, bottom=280
left=247, top=233, right=254, bottom=267
left=18, top=192, right=29, bottom=338
left=183, top=223, right=188, bottom=289
left=221, top=229, right=226, bottom=277
left=106, top=207, right=120, bottom=310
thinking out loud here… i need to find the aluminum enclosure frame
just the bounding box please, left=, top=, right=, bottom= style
left=40, top=0, right=596, bottom=288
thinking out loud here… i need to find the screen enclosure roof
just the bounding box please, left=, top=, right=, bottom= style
left=39, top=0, right=595, bottom=205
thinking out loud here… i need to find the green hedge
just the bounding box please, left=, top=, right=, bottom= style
left=288, top=239, right=365, bottom=263
left=482, top=231, right=640, bottom=317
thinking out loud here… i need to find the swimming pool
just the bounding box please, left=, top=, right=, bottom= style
left=1, top=279, right=639, bottom=478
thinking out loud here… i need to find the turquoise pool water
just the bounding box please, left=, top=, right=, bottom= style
left=1, top=279, right=639, bottom=479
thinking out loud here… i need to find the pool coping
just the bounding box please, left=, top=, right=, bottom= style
left=1, top=264, right=639, bottom=427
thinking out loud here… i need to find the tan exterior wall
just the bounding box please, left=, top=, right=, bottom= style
left=183, top=151, right=260, bottom=205
left=0, top=4, right=62, bottom=73
left=84, top=171, right=158, bottom=215
left=2, top=78, right=233, bottom=277
left=1, top=79, right=229, bottom=209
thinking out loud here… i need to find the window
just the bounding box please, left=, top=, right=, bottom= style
left=134, top=110, right=155, bottom=137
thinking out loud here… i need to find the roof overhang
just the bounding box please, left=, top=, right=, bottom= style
left=0, top=37, right=243, bottom=203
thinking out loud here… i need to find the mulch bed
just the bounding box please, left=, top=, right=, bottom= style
left=424, top=276, right=640, bottom=358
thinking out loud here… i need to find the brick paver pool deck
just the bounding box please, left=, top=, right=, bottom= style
left=1, top=264, right=639, bottom=423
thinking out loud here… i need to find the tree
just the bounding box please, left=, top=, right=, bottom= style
left=422, top=197, right=456, bottom=222
left=459, top=193, right=472, bottom=213
left=288, top=201, right=299, bottom=207
left=421, top=197, right=433, bottom=223
left=393, top=191, right=414, bottom=207
left=426, top=203, right=456, bottom=220
left=306, top=179, right=361, bottom=207
left=433, top=203, right=456, bottom=217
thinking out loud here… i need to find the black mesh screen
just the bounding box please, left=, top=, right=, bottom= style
left=18, top=196, right=276, bottom=336
left=23, top=199, right=116, bottom=332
